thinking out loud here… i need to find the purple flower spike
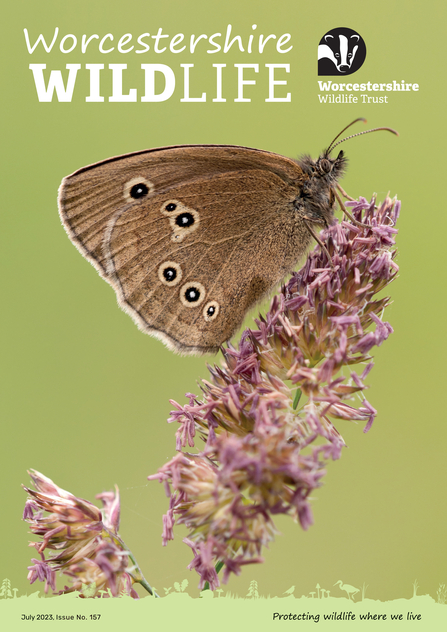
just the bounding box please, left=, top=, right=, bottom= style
left=23, top=470, right=139, bottom=598
left=150, top=196, right=400, bottom=589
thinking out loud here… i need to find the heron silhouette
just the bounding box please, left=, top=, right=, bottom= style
left=334, top=580, right=360, bottom=600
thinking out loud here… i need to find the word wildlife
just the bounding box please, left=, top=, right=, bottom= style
left=28, top=62, right=291, bottom=103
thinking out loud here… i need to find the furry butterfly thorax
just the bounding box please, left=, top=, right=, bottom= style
left=58, top=119, right=397, bottom=355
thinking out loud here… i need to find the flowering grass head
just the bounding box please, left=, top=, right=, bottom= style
left=150, top=195, right=400, bottom=590
left=23, top=470, right=139, bottom=598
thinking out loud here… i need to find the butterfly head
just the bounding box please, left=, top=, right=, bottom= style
left=295, top=150, right=347, bottom=227
left=300, top=149, right=347, bottom=183
left=316, top=149, right=347, bottom=180
left=295, top=119, right=398, bottom=227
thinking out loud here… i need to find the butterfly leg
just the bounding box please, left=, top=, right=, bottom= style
left=336, top=183, right=356, bottom=201
left=303, top=219, right=334, bottom=269
left=333, top=189, right=370, bottom=229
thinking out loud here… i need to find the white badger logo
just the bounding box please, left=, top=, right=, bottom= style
left=319, top=33, right=359, bottom=73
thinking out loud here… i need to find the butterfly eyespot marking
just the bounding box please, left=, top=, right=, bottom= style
left=180, top=282, right=206, bottom=308
left=203, top=301, right=220, bottom=322
left=169, top=208, right=199, bottom=242
left=161, top=200, right=181, bottom=216
left=158, top=261, right=182, bottom=287
left=123, top=177, right=154, bottom=201
left=163, top=267, right=176, bottom=281
left=131, top=183, right=149, bottom=198
left=175, top=213, right=195, bottom=228
left=161, top=200, right=200, bottom=243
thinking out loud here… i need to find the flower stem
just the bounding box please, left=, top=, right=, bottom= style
left=135, top=576, right=159, bottom=598
left=104, top=528, right=160, bottom=598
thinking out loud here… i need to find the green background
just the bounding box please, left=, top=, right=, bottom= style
left=1, top=0, right=446, bottom=616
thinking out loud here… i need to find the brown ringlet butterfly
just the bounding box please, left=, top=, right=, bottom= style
left=58, top=118, right=397, bottom=355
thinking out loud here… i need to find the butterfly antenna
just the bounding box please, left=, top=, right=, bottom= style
left=326, top=118, right=367, bottom=155
left=328, top=125, right=399, bottom=155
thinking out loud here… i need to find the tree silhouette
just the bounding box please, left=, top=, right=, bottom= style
left=0, top=579, right=12, bottom=599
left=246, top=580, right=259, bottom=599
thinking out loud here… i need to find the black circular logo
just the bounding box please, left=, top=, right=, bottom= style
left=318, top=28, right=366, bottom=76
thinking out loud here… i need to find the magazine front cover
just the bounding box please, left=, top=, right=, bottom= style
left=2, top=1, right=446, bottom=630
